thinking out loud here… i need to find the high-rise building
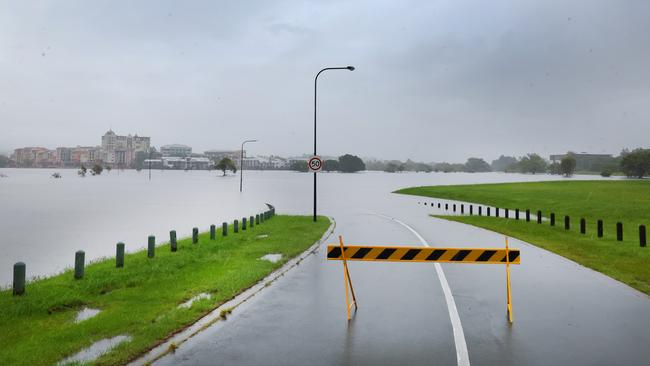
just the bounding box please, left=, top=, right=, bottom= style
left=101, top=130, right=150, bottom=167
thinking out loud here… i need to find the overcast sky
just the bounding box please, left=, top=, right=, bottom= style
left=1, top=0, right=649, bottom=162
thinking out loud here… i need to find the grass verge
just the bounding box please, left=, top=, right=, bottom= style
left=0, top=215, right=330, bottom=366
left=396, top=181, right=650, bottom=295
left=436, top=215, right=650, bottom=295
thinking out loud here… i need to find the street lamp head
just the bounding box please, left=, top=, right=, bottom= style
left=347, top=66, right=355, bottom=71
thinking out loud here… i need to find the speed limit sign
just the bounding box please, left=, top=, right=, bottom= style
left=308, top=156, right=323, bottom=172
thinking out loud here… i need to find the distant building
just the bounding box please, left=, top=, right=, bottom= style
left=268, top=155, right=289, bottom=169
left=144, top=157, right=212, bottom=170
left=12, top=147, right=55, bottom=167
left=56, top=147, right=73, bottom=166
left=204, top=150, right=242, bottom=163
left=53, top=146, right=101, bottom=167
left=241, top=156, right=264, bottom=169
left=162, top=157, right=186, bottom=169
left=71, top=146, right=102, bottom=165
left=142, top=159, right=164, bottom=169
left=161, top=144, right=192, bottom=157
left=101, top=130, right=150, bottom=167
left=242, top=155, right=289, bottom=169
left=187, top=157, right=211, bottom=170
left=288, top=156, right=307, bottom=165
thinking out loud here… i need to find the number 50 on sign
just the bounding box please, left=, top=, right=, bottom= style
left=308, top=156, right=323, bottom=172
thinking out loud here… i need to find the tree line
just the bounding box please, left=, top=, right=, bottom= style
left=365, top=148, right=650, bottom=178
left=290, top=154, right=366, bottom=173
left=3, top=148, right=650, bottom=178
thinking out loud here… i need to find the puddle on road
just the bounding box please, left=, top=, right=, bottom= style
left=58, top=335, right=131, bottom=365
left=260, top=254, right=282, bottom=263
left=178, top=293, right=212, bottom=308
left=75, top=307, right=101, bottom=323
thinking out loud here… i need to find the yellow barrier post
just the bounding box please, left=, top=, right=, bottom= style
left=339, top=236, right=358, bottom=320
left=505, top=236, right=513, bottom=323
left=327, top=241, right=520, bottom=323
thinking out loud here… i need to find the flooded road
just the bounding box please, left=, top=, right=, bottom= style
left=4, top=168, right=648, bottom=365
left=47, top=169, right=633, bottom=366
left=150, top=180, right=650, bottom=366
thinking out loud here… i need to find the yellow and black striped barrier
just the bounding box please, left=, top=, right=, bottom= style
left=327, top=245, right=520, bottom=264
left=328, top=236, right=519, bottom=323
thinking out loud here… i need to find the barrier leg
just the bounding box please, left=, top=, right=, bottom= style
left=505, top=237, right=513, bottom=323
left=339, top=235, right=358, bottom=320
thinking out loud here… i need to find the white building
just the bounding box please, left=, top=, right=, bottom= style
left=161, top=144, right=192, bottom=157
left=204, top=149, right=242, bottom=163
left=159, top=157, right=212, bottom=170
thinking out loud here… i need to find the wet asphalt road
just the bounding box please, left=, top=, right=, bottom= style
left=154, top=191, right=650, bottom=366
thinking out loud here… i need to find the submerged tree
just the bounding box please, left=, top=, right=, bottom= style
left=323, top=159, right=340, bottom=172
left=290, top=160, right=308, bottom=172
left=91, top=164, right=103, bottom=176
left=491, top=155, right=518, bottom=172
left=464, top=158, right=492, bottom=173
left=215, top=157, right=237, bottom=176
left=338, top=154, right=366, bottom=173
left=620, top=149, right=650, bottom=178
left=0, top=154, right=9, bottom=168
left=384, top=162, right=399, bottom=173
left=518, top=154, right=548, bottom=174
left=78, top=165, right=87, bottom=177
left=560, top=155, right=577, bottom=177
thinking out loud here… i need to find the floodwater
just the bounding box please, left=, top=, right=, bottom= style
left=58, top=335, right=131, bottom=365
left=0, top=168, right=609, bottom=286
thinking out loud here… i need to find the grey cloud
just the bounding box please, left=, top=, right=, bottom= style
left=0, top=0, right=648, bottom=162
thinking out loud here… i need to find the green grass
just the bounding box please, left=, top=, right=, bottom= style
left=0, top=215, right=330, bottom=366
left=396, top=181, right=650, bottom=295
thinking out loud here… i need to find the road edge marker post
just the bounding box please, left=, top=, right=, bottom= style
left=505, top=236, right=513, bottom=323
left=338, top=235, right=358, bottom=320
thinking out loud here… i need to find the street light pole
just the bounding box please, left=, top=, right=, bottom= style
left=240, top=139, right=258, bottom=192
left=148, top=148, right=152, bottom=181
left=313, top=66, right=355, bottom=222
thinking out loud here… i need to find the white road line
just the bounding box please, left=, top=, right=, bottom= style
left=374, top=213, right=470, bottom=366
